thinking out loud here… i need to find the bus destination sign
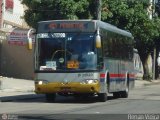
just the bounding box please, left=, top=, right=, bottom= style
left=38, top=20, right=96, bottom=33
left=49, top=23, right=85, bottom=29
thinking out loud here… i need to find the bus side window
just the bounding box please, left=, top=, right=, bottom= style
left=121, top=37, right=127, bottom=59
left=118, top=37, right=123, bottom=59
left=101, top=31, right=109, bottom=57
left=128, top=44, right=133, bottom=60
left=108, top=38, right=113, bottom=57
left=115, top=37, right=121, bottom=58
left=112, top=38, right=116, bottom=57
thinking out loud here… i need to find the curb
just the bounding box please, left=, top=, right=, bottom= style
left=135, top=80, right=160, bottom=88
left=0, top=94, right=44, bottom=102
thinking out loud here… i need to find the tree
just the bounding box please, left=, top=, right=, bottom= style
left=21, top=0, right=91, bottom=28
left=101, top=0, right=160, bottom=80
left=155, top=0, right=160, bottom=16
left=155, top=0, right=160, bottom=78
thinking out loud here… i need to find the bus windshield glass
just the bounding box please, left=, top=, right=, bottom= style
left=36, top=32, right=97, bottom=71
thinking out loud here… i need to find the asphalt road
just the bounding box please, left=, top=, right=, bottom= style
left=0, top=83, right=160, bottom=120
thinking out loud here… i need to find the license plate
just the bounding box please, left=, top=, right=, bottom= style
left=60, top=87, right=71, bottom=91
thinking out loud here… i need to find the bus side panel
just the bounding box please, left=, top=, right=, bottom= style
left=119, top=60, right=135, bottom=91
left=104, top=58, right=121, bottom=92
left=104, top=58, right=135, bottom=93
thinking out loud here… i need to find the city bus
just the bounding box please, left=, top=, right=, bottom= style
left=34, top=20, right=135, bottom=102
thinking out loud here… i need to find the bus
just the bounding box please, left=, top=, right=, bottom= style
left=34, top=20, right=135, bottom=102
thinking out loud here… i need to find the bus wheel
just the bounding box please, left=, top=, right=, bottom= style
left=113, top=92, right=121, bottom=98
left=74, top=94, right=91, bottom=101
left=74, top=94, right=83, bottom=101
left=120, top=83, right=129, bottom=98
left=98, top=93, right=107, bottom=102
left=45, top=93, right=56, bottom=102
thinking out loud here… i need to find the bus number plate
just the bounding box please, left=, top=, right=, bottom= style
left=60, top=87, right=71, bottom=91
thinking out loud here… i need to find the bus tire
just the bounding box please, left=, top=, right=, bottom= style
left=113, top=92, right=121, bottom=98
left=106, top=72, right=110, bottom=91
left=120, top=81, right=129, bottom=98
left=45, top=93, right=56, bottom=102
left=98, top=93, right=107, bottom=102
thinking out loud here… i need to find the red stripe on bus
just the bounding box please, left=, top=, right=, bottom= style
left=110, top=74, right=125, bottom=78
left=129, top=74, right=135, bottom=78
left=119, top=74, right=126, bottom=78
left=100, top=73, right=105, bottom=78
left=100, top=73, right=135, bottom=78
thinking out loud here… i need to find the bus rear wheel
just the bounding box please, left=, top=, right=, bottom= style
left=113, top=92, right=121, bottom=98
left=45, top=93, right=56, bottom=102
left=98, top=93, right=107, bottom=102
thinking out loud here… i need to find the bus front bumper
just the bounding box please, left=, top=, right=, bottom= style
left=35, top=82, right=100, bottom=94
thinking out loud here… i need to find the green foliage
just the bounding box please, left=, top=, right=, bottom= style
left=102, top=0, right=160, bottom=80
left=102, top=0, right=160, bottom=55
left=21, top=0, right=90, bottom=28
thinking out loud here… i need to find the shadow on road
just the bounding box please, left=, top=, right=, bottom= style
left=9, top=94, right=120, bottom=104
left=18, top=114, right=123, bottom=120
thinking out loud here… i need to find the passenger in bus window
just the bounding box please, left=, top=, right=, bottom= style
left=83, top=46, right=94, bottom=55
left=79, top=46, right=96, bottom=69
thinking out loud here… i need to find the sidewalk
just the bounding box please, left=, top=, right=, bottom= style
left=0, top=76, right=34, bottom=92
left=0, top=76, right=43, bottom=102
left=0, top=76, right=160, bottom=102
left=134, top=79, right=160, bottom=88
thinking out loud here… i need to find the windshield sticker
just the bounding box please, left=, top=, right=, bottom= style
left=46, top=61, right=56, bottom=70
left=67, top=60, right=79, bottom=69
left=40, top=66, right=47, bottom=70
left=40, top=66, right=56, bottom=70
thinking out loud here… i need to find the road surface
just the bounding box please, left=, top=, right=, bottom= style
left=0, top=83, right=160, bottom=120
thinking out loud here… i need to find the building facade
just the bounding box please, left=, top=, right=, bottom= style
left=0, top=0, right=34, bottom=79
left=0, top=0, right=28, bottom=29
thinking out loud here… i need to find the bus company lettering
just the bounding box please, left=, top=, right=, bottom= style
left=78, top=73, right=94, bottom=78
left=60, top=23, right=84, bottom=29
left=49, top=23, right=85, bottom=29
left=49, top=23, right=57, bottom=29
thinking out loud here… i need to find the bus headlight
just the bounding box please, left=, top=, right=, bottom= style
left=81, top=79, right=98, bottom=84
left=38, top=81, right=43, bottom=85
left=35, top=80, right=49, bottom=85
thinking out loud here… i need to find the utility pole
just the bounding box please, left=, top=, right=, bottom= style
left=96, top=0, right=102, bottom=20
left=152, top=0, right=156, bottom=80
left=148, top=0, right=153, bottom=19
left=148, top=0, right=156, bottom=80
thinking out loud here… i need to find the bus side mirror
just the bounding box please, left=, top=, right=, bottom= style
left=27, top=29, right=36, bottom=50
left=96, top=34, right=101, bottom=48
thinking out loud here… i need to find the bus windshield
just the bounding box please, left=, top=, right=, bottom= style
left=36, top=32, right=97, bottom=71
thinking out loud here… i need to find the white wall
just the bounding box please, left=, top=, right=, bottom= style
left=3, top=0, right=24, bottom=28
left=13, top=0, right=24, bottom=14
